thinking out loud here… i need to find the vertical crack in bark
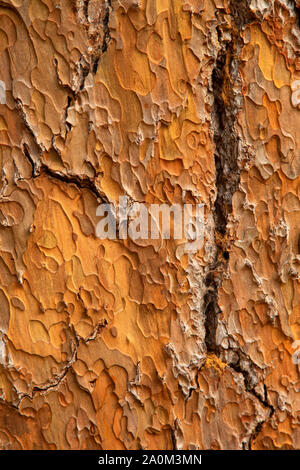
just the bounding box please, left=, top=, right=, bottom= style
left=213, top=0, right=255, bottom=237
left=204, top=1, right=251, bottom=352
left=75, top=0, right=112, bottom=78
left=170, top=426, right=178, bottom=450
left=102, top=0, right=112, bottom=53
left=64, top=95, right=73, bottom=133
left=83, top=0, right=89, bottom=20
left=204, top=2, right=276, bottom=448
left=91, top=0, right=112, bottom=73
left=247, top=382, right=275, bottom=449
left=293, top=0, right=300, bottom=28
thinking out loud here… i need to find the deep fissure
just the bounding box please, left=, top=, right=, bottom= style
left=204, top=1, right=274, bottom=448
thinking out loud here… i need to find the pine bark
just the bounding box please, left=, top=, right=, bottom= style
left=0, top=0, right=299, bottom=450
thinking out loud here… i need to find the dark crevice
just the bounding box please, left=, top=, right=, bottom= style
left=0, top=397, right=21, bottom=411
left=83, top=319, right=108, bottom=343
left=74, top=0, right=112, bottom=78
left=230, top=360, right=274, bottom=414
left=186, top=385, right=196, bottom=400
left=212, top=0, right=255, bottom=237
left=212, top=41, right=239, bottom=236
left=15, top=314, right=107, bottom=403
left=64, top=95, right=73, bottom=133
left=248, top=421, right=263, bottom=450
left=229, top=0, right=256, bottom=31
left=228, top=352, right=275, bottom=449
left=40, top=164, right=109, bottom=203
left=170, top=420, right=182, bottom=451
left=78, top=57, right=91, bottom=91
left=22, top=144, right=109, bottom=204
left=170, top=427, right=177, bottom=450
left=16, top=99, right=45, bottom=156
left=204, top=0, right=256, bottom=352
left=294, top=1, right=300, bottom=28
left=204, top=0, right=248, bottom=352
left=204, top=270, right=222, bottom=352
left=66, top=95, right=72, bottom=110
left=23, top=144, right=39, bottom=177
left=6, top=336, right=79, bottom=406
left=206, top=1, right=274, bottom=448
left=83, top=0, right=89, bottom=21
left=19, top=95, right=110, bottom=205
left=53, top=57, right=77, bottom=99
left=90, top=0, right=111, bottom=74
left=92, top=56, right=100, bottom=74
left=31, top=355, right=75, bottom=394
left=102, top=0, right=112, bottom=54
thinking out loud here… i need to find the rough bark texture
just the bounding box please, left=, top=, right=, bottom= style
left=0, top=0, right=299, bottom=450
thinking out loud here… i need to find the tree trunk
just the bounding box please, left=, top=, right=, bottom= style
left=0, top=0, right=299, bottom=450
